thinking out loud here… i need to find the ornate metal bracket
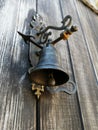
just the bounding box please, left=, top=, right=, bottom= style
left=18, top=13, right=77, bottom=49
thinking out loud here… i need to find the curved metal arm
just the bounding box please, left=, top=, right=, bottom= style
left=18, top=31, right=43, bottom=49
left=37, top=15, right=72, bottom=35
left=46, top=80, right=77, bottom=95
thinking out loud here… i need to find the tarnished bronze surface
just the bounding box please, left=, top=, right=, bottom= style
left=29, top=43, right=69, bottom=86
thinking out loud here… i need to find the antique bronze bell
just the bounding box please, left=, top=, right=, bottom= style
left=29, top=43, right=69, bottom=86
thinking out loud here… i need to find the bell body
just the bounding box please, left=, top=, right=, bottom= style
left=29, top=44, right=69, bottom=86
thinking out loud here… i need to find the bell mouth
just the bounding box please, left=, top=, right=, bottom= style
left=29, top=68, right=69, bottom=86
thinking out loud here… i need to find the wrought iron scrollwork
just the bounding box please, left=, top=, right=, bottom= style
left=18, top=14, right=77, bottom=47
left=37, top=15, right=72, bottom=35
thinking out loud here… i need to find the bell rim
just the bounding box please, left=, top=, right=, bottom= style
left=29, top=67, right=69, bottom=86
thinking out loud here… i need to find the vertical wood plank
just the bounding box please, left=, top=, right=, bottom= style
left=0, top=0, right=36, bottom=130
left=37, top=0, right=83, bottom=130
left=77, top=0, right=98, bottom=83
left=60, top=0, right=98, bottom=129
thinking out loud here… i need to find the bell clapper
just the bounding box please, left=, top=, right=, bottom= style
left=32, top=84, right=45, bottom=99
left=48, top=73, right=56, bottom=86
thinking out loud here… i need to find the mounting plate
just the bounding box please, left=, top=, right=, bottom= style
left=29, top=11, right=46, bottom=67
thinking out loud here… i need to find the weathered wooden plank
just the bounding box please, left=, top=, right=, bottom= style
left=37, top=0, right=83, bottom=130
left=60, top=0, right=98, bottom=129
left=0, top=0, right=36, bottom=130
left=76, top=0, right=98, bottom=85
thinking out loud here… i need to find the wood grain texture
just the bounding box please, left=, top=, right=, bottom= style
left=0, top=0, right=98, bottom=130
left=37, top=0, right=82, bottom=130
left=60, top=0, right=98, bottom=129
left=77, top=0, right=98, bottom=84
left=0, top=0, right=36, bottom=130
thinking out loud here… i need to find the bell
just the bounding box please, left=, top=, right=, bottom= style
left=29, top=44, right=69, bottom=86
